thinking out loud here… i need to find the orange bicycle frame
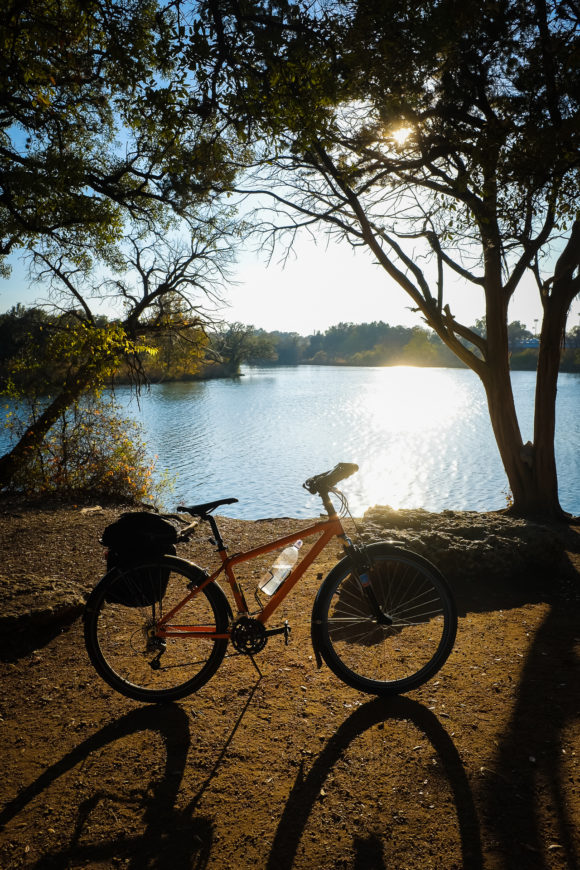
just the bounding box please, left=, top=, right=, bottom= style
left=155, top=514, right=346, bottom=639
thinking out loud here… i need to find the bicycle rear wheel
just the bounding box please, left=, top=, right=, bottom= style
left=84, top=557, right=230, bottom=702
left=314, top=543, right=457, bottom=696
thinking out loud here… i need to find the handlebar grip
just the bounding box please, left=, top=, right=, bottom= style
left=326, top=462, right=359, bottom=487
left=303, top=461, right=359, bottom=494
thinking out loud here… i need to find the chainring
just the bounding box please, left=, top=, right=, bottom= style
left=230, top=616, right=267, bottom=654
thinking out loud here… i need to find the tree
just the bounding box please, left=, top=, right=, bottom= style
left=568, top=325, right=580, bottom=348
left=0, top=0, right=246, bottom=487
left=195, top=0, right=580, bottom=518
left=209, top=322, right=277, bottom=374
left=507, top=321, right=534, bottom=350
left=0, top=225, right=238, bottom=486
left=0, top=304, right=51, bottom=367
left=0, top=0, right=237, bottom=265
left=271, top=331, right=305, bottom=365
left=5, top=388, right=161, bottom=502
left=397, top=328, right=446, bottom=367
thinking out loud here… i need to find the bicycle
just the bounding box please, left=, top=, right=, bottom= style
left=84, top=462, right=457, bottom=703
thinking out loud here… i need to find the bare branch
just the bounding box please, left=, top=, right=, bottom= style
left=30, top=253, right=96, bottom=323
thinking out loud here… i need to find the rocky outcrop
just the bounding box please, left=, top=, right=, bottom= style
left=0, top=573, right=87, bottom=633
left=362, top=506, right=565, bottom=579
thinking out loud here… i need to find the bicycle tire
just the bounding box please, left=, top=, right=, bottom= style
left=84, top=556, right=230, bottom=703
left=313, top=543, right=457, bottom=696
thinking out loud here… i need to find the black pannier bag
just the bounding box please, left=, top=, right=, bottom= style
left=101, top=512, right=179, bottom=607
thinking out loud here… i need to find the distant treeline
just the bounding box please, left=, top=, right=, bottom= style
left=1, top=307, right=579, bottom=388
left=250, top=320, right=580, bottom=372
left=253, top=322, right=462, bottom=367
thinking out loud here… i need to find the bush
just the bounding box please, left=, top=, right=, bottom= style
left=4, top=393, right=164, bottom=504
left=509, top=348, right=538, bottom=370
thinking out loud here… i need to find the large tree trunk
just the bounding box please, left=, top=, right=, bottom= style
left=531, top=304, right=565, bottom=517
left=484, top=367, right=563, bottom=518
left=483, top=221, right=580, bottom=519
left=530, top=220, right=580, bottom=519
left=478, top=334, right=556, bottom=518
left=0, top=363, right=95, bottom=489
left=477, top=233, right=566, bottom=519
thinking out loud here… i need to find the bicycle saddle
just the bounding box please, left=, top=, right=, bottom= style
left=177, top=497, right=239, bottom=517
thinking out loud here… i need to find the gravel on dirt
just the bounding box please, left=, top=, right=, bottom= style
left=0, top=497, right=579, bottom=869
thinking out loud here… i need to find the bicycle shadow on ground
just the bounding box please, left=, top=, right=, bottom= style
left=0, top=704, right=213, bottom=870
left=267, top=696, right=484, bottom=870
left=480, top=543, right=580, bottom=869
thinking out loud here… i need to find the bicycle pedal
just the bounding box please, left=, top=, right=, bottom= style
left=265, top=621, right=292, bottom=645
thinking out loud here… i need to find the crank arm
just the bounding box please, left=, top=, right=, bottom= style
left=265, top=621, right=292, bottom=645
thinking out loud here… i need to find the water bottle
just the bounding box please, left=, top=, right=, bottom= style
left=259, top=540, right=303, bottom=596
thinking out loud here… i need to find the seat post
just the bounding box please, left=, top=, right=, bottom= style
left=204, top=514, right=226, bottom=551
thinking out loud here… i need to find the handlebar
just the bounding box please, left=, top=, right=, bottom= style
left=303, top=462, right=359, bottom=495
left=173, top=465, right=357, bottom=524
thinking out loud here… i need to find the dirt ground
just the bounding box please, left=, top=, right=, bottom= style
left=0, top=501, right=579, bottom=870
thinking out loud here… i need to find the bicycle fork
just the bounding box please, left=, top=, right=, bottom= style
left=344, top=543, right=393, bottom=626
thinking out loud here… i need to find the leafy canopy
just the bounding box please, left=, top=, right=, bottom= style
left=193, top=0, right=580, bottom=339
left=0, top=0, right=241, bottom=271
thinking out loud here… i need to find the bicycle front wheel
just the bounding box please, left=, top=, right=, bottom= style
left=314, top=543, right=457, bottom=696
left=84, top=557, right=230, bottom=703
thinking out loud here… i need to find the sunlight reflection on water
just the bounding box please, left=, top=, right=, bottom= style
left=115, top=366, right=578, bottom=519
left=342, top=367, right=492, bottom=513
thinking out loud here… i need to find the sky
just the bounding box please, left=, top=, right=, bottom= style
left=214, top=233, right=580, bottom=336
left=2, top=231, right=580, bottom=336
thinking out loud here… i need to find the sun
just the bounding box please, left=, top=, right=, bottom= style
left=391, top=125, right=414, bottom=147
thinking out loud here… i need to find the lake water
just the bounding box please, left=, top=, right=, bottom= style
left=110, top=366, right=579, bottom=519
left=1, top=366, right=577, bottom=518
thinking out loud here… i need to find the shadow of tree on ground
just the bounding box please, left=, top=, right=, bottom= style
left=481, top=529, right=580, bottom=869
left=267, top=696, right=484, bottom=870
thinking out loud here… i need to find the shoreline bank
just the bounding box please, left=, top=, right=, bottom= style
left=1, top=498, right=578, bottom=642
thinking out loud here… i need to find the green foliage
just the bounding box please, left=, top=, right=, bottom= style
left=509, top=349, right=539, bottom=371
left=0, top=3, right=247, bottom=492
left=0, top=310, right=165, bottom=500
left=208, top=322, right=277, bottom=375
left=1, top=0, right=241, bottom=268
left=0, top=305, right=52, bottom=365
left=396, top=328, right=451, bottom=367
left=4, top=392, right=163, bottom=503
left=0, top=308, right=149, bottom=394
left=507, top=321, right=534, bottom=349
left=5, top=308, right=578, bottom=381
left=272, top=332, right=307, bottom=365
left=218, top=321, right=467, bottom=367
left=135, top=328, right=208, bottom=382
left=0, top=305, right=214, bottom=391
left=555, top=347, right=580, bottom=373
